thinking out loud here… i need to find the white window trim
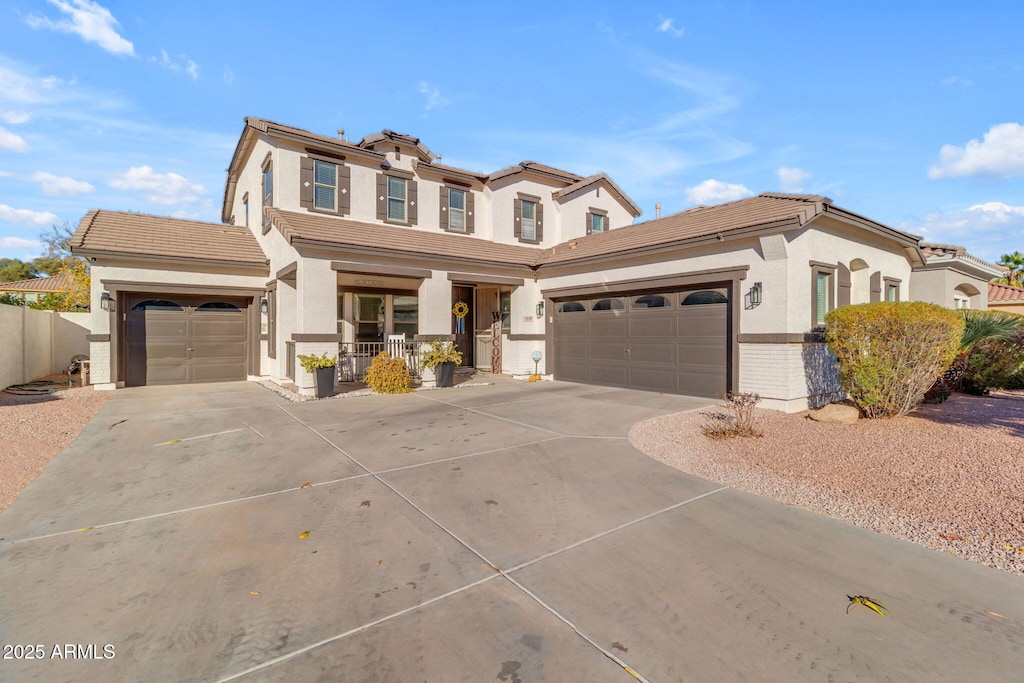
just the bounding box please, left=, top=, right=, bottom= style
left=448, top=187, right=467, bottom=232
left=387, top=176, right=407, bottom=222
left=313, top=159, right=338, bottom=212
left=521, top=200, right=537, bottom=241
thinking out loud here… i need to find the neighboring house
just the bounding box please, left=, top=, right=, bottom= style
left=910, top=243, right=1003, bottom=310
left=988, top=282, right=1024, bottom=315
left=0, top=274, right=71, bottom=303
left=74, top=117, right=983, bottom=412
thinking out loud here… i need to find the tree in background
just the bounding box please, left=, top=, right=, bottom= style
left=30, top=221, right=90, bottom=311
left=0, top=258, right=34, bottom=282
left=996, top=251, right=1024, bottom=287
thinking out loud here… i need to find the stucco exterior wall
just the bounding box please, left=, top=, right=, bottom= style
left=0, top=304, right=89, bottom=389
left=556, top=184, right=637, bottom=242
left=910, top=267, right=990, bottom=310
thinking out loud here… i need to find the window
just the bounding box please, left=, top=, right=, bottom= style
left=632, top=294, right=670, bottom=309
left=196, top=302, right=241, bottom=311
left=355, top=294, right=385, bottom=342
left=448, top=188, right=467, bottom=232
left=592, top=298, right=624, bottom=311
left=387, top=176, right=407, bottom=222
left=314, top=160, right=337, bottom=211
left=393, top=295, right=418, bottom=338
left=131, top=300, right=182, bottom=311
left=499, top=290, right=511, bottom=329
left=590, top=213, right=608, bottom=233
left=521, top=200, right=537, bottom=241
left=262, top=159, right=273, bottom=232
left=267, top=288, right=277, bottom=359
left=886, top=285, right=898, bottom=302
left=681, top=290, right=728, bottom=305
left=558, top=301, right=586, bottom=313
left=813, top=268, right=834, bottom=326
left=337, top=291, right=344, bottom=334
left=242, top=192, right=249, bottom=228
left=954, top=293, right=971, bottom=309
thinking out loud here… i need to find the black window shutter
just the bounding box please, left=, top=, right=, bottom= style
left=536, top=202, right=544, bottom=242
left=466, top=191, right=475, bottom=234
left=586, top=212, right=593, bottom=235
left=870, top=272, right=882, bottom=303
left=439, top=186, right=449, bottom=230
left=513, top=198, right=522, bottom=239
left=837, top=263, right=852, bottom=307
left=300, top=157, right=314, bottom=209
left=408, top=179, right=418, bottom=225
left=338, top=164, right=351, bottom=215
left=376, top=173, right=386, bottom=221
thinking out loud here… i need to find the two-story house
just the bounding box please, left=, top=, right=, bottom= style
left=72, top=117, right=990, bottom=411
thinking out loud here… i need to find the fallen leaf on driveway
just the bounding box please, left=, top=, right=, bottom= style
left=76, top=527, right=94, bottom=532
left=300, top=482, right=311, bottom=489
left=299, top=531, right=310, bottom=539
left=376, top=560, right=382, bottom=567
left=986, top=610, right=1005, bottom=619
left=250, top=591, right=261, bottom=595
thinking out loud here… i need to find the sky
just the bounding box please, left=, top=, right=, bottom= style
left=0, top=0, right=1022, bottom=264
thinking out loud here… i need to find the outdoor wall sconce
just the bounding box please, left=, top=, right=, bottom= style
left=750, top=282, right=763, bottom=306
left=536, top=301, right=545, bottom=317
left=260, top=297, right=269, bottom=315
left=100, top=292, right=114, bottom=312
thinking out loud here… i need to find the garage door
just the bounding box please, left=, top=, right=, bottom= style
left=553, top=285, right=731, bottom=398
left=125, top=295, right=250, bottom=386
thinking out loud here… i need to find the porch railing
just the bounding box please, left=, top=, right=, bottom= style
left=337, top=341, right=420, bottom=382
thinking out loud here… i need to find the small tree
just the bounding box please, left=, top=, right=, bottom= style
left=32, top=221, right=90, bottom=311
left=997, top=251, right=1024, bottom=287
left=825, top=302, right=963, bottom=418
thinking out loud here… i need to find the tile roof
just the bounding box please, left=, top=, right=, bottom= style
left=487, top=161, right=585, bottom=184
left=71, top=210, right=268, bottom=266
left=919, top=242, right=1003, bottom=273
left=537, top=193, right=838, bottom=266
left=551, top=172, right=642, bottom=217
left=266, top=208, right=542, bottom=267
left=988, top=281, right=1024, bottom=302
left=0, top=274, right=71, bottom=292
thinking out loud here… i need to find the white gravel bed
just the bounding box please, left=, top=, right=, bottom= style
left=0, top=380, right=108, bottom=513
left=629, top=392, right=1024, bottom=576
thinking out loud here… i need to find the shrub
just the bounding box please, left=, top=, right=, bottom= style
left=364, top=352, right=412, bottom=394
left=825, top=302, right=963, bottom=418
left=960, top=330, right=1024, bottom=395
left=296, top=352, right=338, bottom=372
left=925, top=310, right=1023, bottom=400
left=419, top=338, right=462, bottom=370
left=700, top=392, right=764, bottom=439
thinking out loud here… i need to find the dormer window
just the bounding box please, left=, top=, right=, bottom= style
left=587, top=208, right=608, bottom=234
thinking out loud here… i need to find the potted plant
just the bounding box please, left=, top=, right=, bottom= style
left=297, top=352, right=337, bottom=398
left=419, top=338, right=463, bottom=388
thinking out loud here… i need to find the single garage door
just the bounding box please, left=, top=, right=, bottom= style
left=125, top=295, right=250, bottom=386
left=553, top=285, right=731, bottom=398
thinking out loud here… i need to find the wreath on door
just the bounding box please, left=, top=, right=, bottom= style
left=453, top=301, right=469, bottom=334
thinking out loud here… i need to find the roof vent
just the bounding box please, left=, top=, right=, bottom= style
left=655, top=203, right=661, bottom=219
left=435, top=154, right=442, bottom=163
left=337, top=128, right=345, bottom=140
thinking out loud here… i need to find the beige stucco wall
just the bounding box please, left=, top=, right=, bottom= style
left=910, top=267, right=990, bottom=310
left=989, top=301, right=1024, bottom=315
left=556, top=184, right=637, bottom=242
left=0, top=304, right=90, bottom=389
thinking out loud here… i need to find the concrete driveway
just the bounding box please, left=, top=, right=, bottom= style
left=1, top=379, right=1021, bottom=682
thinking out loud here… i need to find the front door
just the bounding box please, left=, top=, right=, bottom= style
left=452, top=285, right=474, bottom=367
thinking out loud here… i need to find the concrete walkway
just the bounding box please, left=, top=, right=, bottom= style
left=0, top=379, right=1021, bottom=682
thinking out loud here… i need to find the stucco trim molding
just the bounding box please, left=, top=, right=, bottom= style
left=331, top=261, right=432, bottom=279
left=99, top=280, right=264, bottom=297
left=446, top=272, right=525, bottom=287
left=541, top=265, right=749, bottom=299
left=508, top=333, right=546, bottom=341
left=737, top=332, right=827, bottom=344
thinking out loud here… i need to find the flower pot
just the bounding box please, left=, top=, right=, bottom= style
left=435, top=361, right=455, bottom=388
left=314, top=366, right=335, bottom=398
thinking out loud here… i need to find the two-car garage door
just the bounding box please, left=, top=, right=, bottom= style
left=552, top=285, right=731, bottom=398
left=125, top=294, right=250, bottom=386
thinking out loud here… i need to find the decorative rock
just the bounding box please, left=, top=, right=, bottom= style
left=808, top=403, right=860, bottom=424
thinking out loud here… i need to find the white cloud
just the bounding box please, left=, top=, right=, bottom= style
left=0, top=127, right=29, bottom=152
left=657, top=17, right=685, bottom=38
left=1, top=111, right=31, bottom=125
left=905, top=201, right=1024, bottom=262
left=27, top=0, right=134, bottom=56
left=777, top=166, right=812, bottom=193
left=109, top=165, right=206, bottom=206
left=0, top=205, right=59, bottom=226
left=929, top=122, right=1024, bottom=179
left=30, top=171, right=95, bottom=195
left=0, top=63, right=65, bottom=104
left=151, top=50, right=201, bottom=81
left=223, top=67, right=234, bottom=85
left=685, top=179, right=754, bottom=205
left=0, top=236, right=44, bottom=251
left=417, top=81, right=451, bottom=112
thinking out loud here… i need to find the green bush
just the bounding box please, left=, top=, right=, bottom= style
left=364, top=352, right=412, bottom=394
left=825, top=302, right=963, bottom=418
left=960, top=330, right=1024, bottom=395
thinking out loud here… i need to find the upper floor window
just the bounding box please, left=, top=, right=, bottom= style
left=262, top=158, right=273, bottom=232
left=314, top=160, right=337, bottom=211
left=521, top=201, right=537, bottom=240
left=387, top=176, right=407, bottom=222
left=448, top=188, right=467, bottom=232
left=242, top=192, right=249, bottom=228
left=588, top=210, right=608, bottom=234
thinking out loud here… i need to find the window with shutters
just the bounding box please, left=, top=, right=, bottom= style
left=811, top=264, right=836, bottom=327
left=448, top=188, right=466, bottom=232
left=521, top=201, right=537, bottom=240
left=883, top=277, right=901, bottom=302
left=313, top=160, right=337, bottom=211
left=588, top=209, right=608, bottom=234
left=387, top=176, right=407, bottom=222
left=261, top=157, right=273, bottom=233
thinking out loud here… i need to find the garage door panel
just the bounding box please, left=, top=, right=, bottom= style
left=628, top=316, right=677, bottom=338
left=190, top=318, right=246, bottom=337
left=191, top=340, right=246, bottom=360
left=189, top=361, right=246, bottom=383
left=143, top=361, right=190, bottom=386
left=629, top=366, right=677, bottom=393
left=588, top=362, right=628, bottom=388
left=555, top=339, right=589, bottom=360
left=678, top=342, right=727, bottom=366
left=677, top=366, right=727, bottom=398
left=590, top=341, right=627, bottom=362
left=555, top=319, right=590, bottom=336
left=556, top=359, right=591, bottom=383
left=589, top=318, right=629, bottom=337
left=629, top=342, right=676, bottom=364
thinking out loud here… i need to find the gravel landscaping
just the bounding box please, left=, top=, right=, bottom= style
left=0, top=379, right=107, bottom=513
left=629, top=392, right=1024, bottom=576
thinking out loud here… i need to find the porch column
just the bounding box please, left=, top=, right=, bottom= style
left=293, top=259, right=340, bottom=395
left=416, top=272, right=452, bottom=386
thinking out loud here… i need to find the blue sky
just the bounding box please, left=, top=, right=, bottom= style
left=1, top=1, right=1022, bottom=263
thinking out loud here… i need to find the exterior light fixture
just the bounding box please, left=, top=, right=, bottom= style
left=750, top=282, right=763, bottom=306
left=260, top=298, right=269, bottom=315
left=100, top=292, right=114, bottom=312
left=536, top=301, right=545, bottom=317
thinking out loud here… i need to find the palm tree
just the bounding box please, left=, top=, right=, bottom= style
left=928, top=309, right=1024, bottom=400
left=997, top=251, right=1024, bottom=287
